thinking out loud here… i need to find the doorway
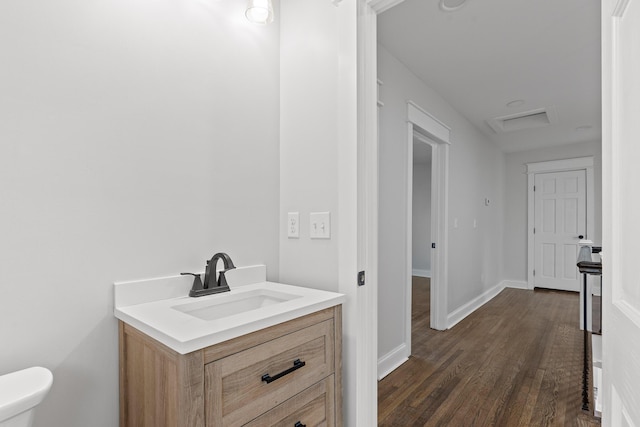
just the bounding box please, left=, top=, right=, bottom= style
left=411, top=136, right=433, bottom=350
left=526, top=157, right=595, bottom=291
left=405, top=103, right=450, bottom=341
left=376, top=101, right=450, bottom=380
left=411, top=138, right=433, bottom=280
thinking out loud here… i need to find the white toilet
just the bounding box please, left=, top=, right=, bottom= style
left=0, top=367, right=53, bottom=427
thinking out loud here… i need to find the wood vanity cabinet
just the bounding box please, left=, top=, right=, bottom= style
left=119, top=305, right=342, bottom=427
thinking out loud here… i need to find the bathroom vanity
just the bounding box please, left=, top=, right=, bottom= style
left=115, top=266, right=344, bottom=427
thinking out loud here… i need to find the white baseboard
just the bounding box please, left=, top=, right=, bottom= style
left=446, top=281, right=532, bottom=328
left=412, top=269, right=431, bottom=278
left=502, top=280, right=528, bottom=290
left=447, top=282, right=505, bottom=329
left=377, top=343, right=408, bottom=380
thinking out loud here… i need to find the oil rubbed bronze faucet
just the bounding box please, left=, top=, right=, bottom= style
left=181, top=252, right=236, bottom=297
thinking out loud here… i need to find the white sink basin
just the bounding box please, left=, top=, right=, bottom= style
left=114, top=265, right=345, bottom=354
left=170, top=289, right=301, bottom=321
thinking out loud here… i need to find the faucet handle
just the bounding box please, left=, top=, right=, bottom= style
left=180, top=272, right=200, bottom=278
left=180, top=272, right=204, bottom=294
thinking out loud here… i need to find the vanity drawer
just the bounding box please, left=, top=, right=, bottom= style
left=244, top=376, right=335, bottom=427
left=205, top=319, right=335, bottom=426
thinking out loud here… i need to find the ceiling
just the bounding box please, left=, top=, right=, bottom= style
left=378, top=0, right=602, bottom=153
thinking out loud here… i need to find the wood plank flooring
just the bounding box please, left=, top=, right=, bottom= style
left=378, top=277, right=601, bottom=426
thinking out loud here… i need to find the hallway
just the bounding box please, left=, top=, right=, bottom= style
left=378, top=284, right=600, bottom=426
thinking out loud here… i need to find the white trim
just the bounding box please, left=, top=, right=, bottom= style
left=526, top=156, right=595, bottom=290
left=406, top=123, right=414, bottom=359
left=412, top=129, right=432, bottom=145
left=377, top=344, right=409, bottom=380
left=408, top=101, right=451, bottom=144
left=612, top=0, right=631, bottom=16
left=412, top=269, right=431, bottom=278
left=447, top=282, right=505, bottom=329
left=526, top=156, right=594, bottom=174
left=377, top=79, right=384, bottom=107
left=600, top=2, right=617, bottom=422
left=358, top=1, right=427, bottom=425
left=353, top=1, right=379, bottom=426
left=406, top=103, right=450, bottom=350
left=527, top=173, right=534, bottom=289
left=502, top=280, right=528, bottom=290
left=367, top=0, right=406, bottom=13
left=615, top=300, right=640, bottom=330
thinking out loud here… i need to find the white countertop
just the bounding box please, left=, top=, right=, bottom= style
left=114, top=265, right=345, bottom=354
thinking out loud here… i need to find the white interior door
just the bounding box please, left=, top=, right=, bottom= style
left=602, top=0, right=640, bottom=424
left=533, top=170, right=586, bottom=292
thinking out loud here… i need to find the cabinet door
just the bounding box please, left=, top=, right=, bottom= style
left=244, top=376, right=335, bottom=427
left=119, top=323, right=205, bottom=427
left=205, top=319, right=335, bottom=426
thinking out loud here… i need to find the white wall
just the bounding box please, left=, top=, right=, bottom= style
left=279, top=0, right=359, bottom=425
left=0, top=1, right=280, bottom=426
left=412, top=157, right=431, bottom=275
left=378, top=45, right=505, bottom=362
left=503, top=140, right=602, bottom=282
left=279, top=0, right=340, bottom=291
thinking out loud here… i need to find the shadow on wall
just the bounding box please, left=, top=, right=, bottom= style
left=33, top=316, right=119, bottom=427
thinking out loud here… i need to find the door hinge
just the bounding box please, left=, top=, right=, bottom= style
left=358, top=270, right=365, bottom=286
left=533, top=269, right=536, bottom=277
left=533, top=227, right=536, bottom=234
left=534, top=185, right=536, bottom=191
left=432, top=242, right=436, bottom=249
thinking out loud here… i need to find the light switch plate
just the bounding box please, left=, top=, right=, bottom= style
left=310, top=212, right=331, bottom=239
left=287, top=212, right=299, bottom=238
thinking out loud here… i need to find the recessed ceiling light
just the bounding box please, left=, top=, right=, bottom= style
left=439, top=0, right=468, bottom=12
left=506, top=99, right=525, bottom=108
left=575, top=125, right=593, bottom=132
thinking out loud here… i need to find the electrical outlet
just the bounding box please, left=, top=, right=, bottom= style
left=287, top=212, right=299, bottom=238
left=310, top=212, right=331, bottom=239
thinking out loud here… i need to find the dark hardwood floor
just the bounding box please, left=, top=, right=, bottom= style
left=378, top=277, right=601, bottom=426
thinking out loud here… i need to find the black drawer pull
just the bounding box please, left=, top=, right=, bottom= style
left=261, top=359, right=306, bottom=384
left=294, top=422, right=306, bottom=427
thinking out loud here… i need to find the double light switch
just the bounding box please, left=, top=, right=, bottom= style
left=309, top=212, right=331, bottom=239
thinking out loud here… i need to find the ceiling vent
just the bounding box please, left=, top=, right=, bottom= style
left=486, top=106, right=558, bottom=133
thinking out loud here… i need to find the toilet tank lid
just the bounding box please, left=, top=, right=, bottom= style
left=0, top=367, right=53, bottom=421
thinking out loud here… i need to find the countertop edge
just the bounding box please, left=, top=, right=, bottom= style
left=115, top=295, right=345, bottom=354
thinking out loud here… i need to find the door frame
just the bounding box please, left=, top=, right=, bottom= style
left=353, top=1, right=389, bottom=425
left=602, top=0, right=640, bottom=422
left=526, top=156, right=595, bottom=290
left=406, top=102, right=450, bottom=340
left=356, top=0, right=410, bottom=425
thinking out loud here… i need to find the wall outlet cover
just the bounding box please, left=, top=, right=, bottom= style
left=287, top=212, right=299, bottom=238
